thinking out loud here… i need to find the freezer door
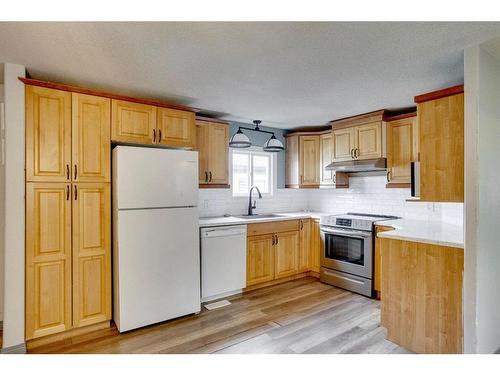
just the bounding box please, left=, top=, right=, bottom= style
left=113, top=207, right=200, bottom=332
left=113, top=145, right=198, bottom=209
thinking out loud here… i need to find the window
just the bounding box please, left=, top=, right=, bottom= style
left=232, top=148, right=275, bottom=197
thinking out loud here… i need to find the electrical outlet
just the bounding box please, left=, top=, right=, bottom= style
left=203, top=200, right=209, bottom=209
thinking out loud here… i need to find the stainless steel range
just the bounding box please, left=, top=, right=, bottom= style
left=319, top=213, right=398, bottom=297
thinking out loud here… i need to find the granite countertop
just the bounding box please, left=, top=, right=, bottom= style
left=375, top=218, right=464, bottom=249
left=199, top=211, right=330, bottom=228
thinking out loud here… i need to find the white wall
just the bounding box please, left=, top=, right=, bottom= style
left=464, top=39, right=500, bottom=353
left=1, top=63, right=25, bottom=350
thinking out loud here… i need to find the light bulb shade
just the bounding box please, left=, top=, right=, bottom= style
left=229, top=129, right=251, bottom=148
left=263, top=134, right=285, bottom=152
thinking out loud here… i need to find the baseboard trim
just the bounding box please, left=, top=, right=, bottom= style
left=1, top=342, right=27, bottom=354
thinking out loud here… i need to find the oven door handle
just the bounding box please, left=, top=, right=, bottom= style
left=320, top=227, right=372, bottom=239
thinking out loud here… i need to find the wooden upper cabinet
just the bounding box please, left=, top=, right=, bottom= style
left=298, top=219, right=311, bottom=273
left=355, top=122, right=382, bottom=160
left=72, top=183, right=111, bottom=328
left=111, top=100, right=156, bottom=144
left=196, top=121, right=210, bottom=183
left=196, top=120, right=229, bottom=187
left=275, top=231, right=299, bottom=279
left=72, top=94, right=111, bottom=182
left=418, top=91, right=464, bottom=202
left=246, top=234, right=275, bottom=286
left=386, top=116, right=416, bottom=187
left=285, top=135, right=300, bottom=187
left=26, top=183, right=72, bottom=340
left=157, top=108, right=196, bottom=148
left=319, top=132, right=334, bottom=185
left=208, top=123, right=229, bottom=184
left=26, top=86, right=72, bottom=182
left=332, top=127, right=355, bottom=162
left=299, top=135, right=320, bottom=186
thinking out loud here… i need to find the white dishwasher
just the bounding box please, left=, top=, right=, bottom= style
left=200, top=225, right=247, bottom=303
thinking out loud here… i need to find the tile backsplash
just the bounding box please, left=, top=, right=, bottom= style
left=199, top=175, right=463, bottom=225
left=198, top=188, right=309, bottom=217
left=307, top=175, right=463, bottom=225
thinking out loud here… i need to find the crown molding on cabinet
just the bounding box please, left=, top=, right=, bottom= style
left=414, top=84, right=464, bottom=103
left=19, top=77, right=200, bottom=113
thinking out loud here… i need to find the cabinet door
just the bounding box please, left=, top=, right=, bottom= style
left=298, top=220, right=311, bottom=272
left=26, top=86, right=72, bottom=182
left=285, top=135, right=300, bottom=187
left=72, top=183, right=111, bottom=328
left=332, top=127, right=355, bottom=162
left=386, top=117, right=414, bottom=187
left=26, top=183, right=72, bottom=339
left=299, top=135, right=320, bottom=186
left=355, top=122, right=382, bottom=160
left=157, top=108, right=196, bottom=148
left=196, top=121, right=210, bottom=183
left=207, top=123, right=229, bottom=185
left=418, top=93, right=464, bottom=202
left=320, top=132, right=334, bottom=185
left=72, top=94, right=111, bottom=182
left=275, top=231, right=299, bottom=279
left=247, top=235, right=275, bottom=286
left=111, top=100, right=156, bottom=144
left=311, top=219, right=321, bottom=273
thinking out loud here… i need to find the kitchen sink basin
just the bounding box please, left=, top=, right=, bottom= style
left=234, top=214, right=283, bottom=220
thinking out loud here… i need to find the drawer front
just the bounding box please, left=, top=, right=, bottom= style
left=247, top=220, right=299, bottom=236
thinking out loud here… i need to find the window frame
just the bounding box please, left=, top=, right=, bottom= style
left=230, top=146, right=277, bottom=198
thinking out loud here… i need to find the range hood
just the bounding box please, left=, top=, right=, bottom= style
left=325, top=158, right=387, bottom=173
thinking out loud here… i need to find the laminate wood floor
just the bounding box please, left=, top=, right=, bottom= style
left=29, top=277, right=412, bottom=354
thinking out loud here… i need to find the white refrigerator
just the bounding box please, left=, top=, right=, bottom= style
left=112, top=145, right=200, bottom=332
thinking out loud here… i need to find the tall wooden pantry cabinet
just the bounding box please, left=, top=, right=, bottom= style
left=25, top=85, right=111, bottom=340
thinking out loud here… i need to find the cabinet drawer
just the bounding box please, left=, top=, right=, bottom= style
left=247, top=220, right=299, bottom=236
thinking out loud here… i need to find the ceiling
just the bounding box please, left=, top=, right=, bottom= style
left=1, top=22, right=499, bottom=129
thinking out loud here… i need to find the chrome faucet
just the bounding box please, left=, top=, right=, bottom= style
left=247, top=186, right=262, bottom=216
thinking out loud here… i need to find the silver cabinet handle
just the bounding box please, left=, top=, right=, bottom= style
left=387, top=170, right=391, bottom=182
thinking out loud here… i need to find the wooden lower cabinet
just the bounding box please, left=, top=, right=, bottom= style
left=246, top=219, right=320, bottom=288
left=373, top=225, right=394, bottom=294
left=311, top=219, right=321, bottom=273
left=380, top=238, right=463, bottom=353
left=26, top=182, right=111, bottom=340
left=298, top=219, right=311, bottom=272
left=246, top=234, right=275, bottom=286
left=275, top=231, right=299, bottom=279
left=26, top=183, right=72, bottom=340
left=72, top=183, right=111, bottom=328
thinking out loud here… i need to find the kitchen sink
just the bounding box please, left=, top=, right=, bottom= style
left=234, top=214, right=283, bottom=220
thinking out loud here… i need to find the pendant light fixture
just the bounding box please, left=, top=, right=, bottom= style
left=228, top=120, right=285, bottom=152
left=228, top=128, right=251, bottom=148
